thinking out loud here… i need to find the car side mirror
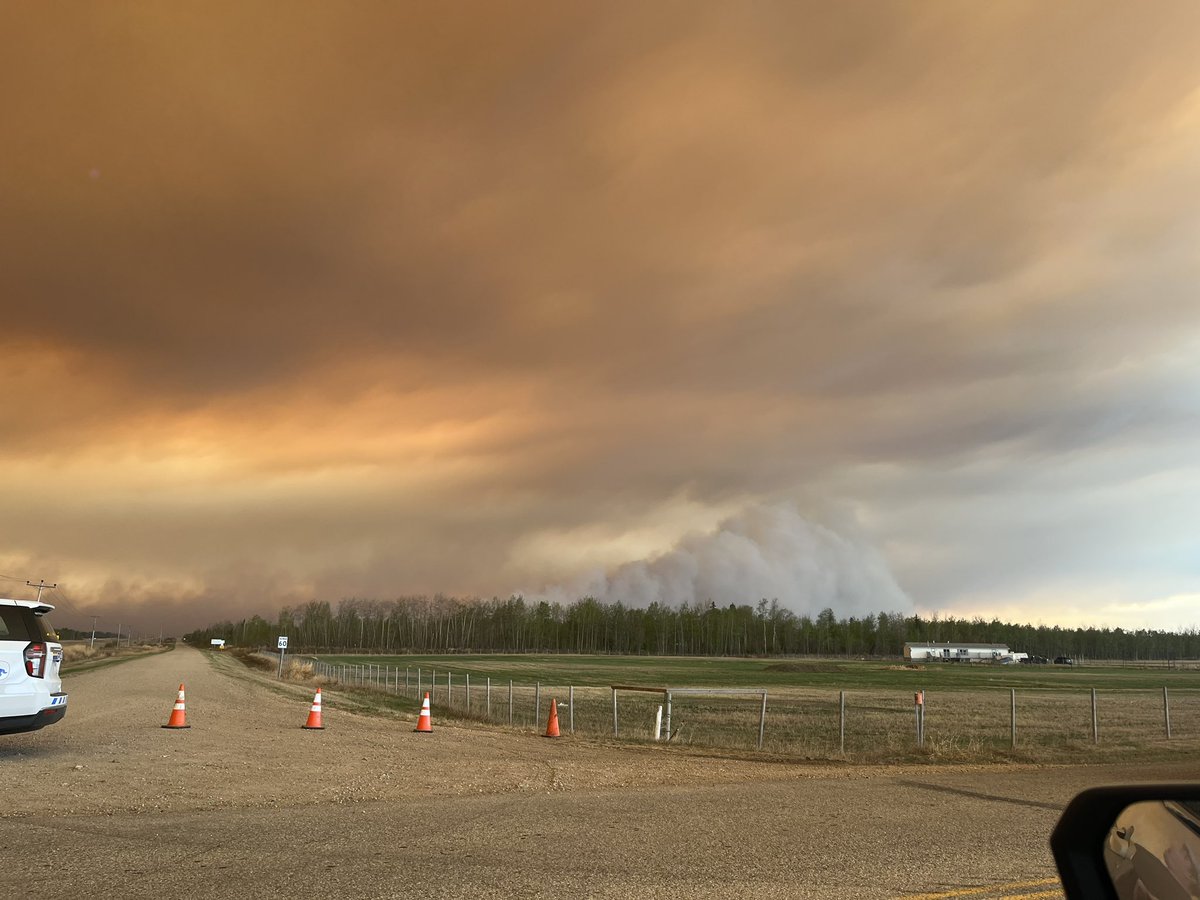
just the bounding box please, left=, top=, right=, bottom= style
left=1052, top=785, right=1200, bottom=899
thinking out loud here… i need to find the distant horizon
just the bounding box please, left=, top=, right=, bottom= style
left=38, top=594, right=1200, bottom=643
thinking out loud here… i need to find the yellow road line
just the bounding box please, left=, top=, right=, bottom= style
left=1004, top=890, right=1063, bottom=899
left=897, top=878, right=1061, bottom=900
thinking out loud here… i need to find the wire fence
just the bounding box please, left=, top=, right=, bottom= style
left=302, top=658, right=1200, bottom=759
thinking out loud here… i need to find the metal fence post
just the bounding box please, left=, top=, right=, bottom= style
left=486, top=677, right=491, bottom=719
left=508, top=680, right=513, bottom=725
left=839, top=691, right=846, bottom=755
left=416, top=667, right=421, bottom=698
left=612, top=687, right=618, bottom=736
left=757, top=691, right=767, bottom=750
left=1091, top=688, right=1099, bottom=744
left=1164, top=686, right=1172, bottom=739
left=466, top=673, right=471, bottom=713
left=1010, top=688, right=1017, bottom=750
left=406, top=666, right=410, bottom=694
left=535, top=682, right=541, bottom=727
left=569, top=685, right=574, bottom=734
left=448, top=672, right=453, bottom=708
left=665, top=691, right=671, bottom=741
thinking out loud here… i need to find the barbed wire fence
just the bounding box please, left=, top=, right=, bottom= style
left=300, top=657, right=1200, bottom=758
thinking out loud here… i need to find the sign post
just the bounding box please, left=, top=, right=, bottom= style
left=277, top=635, right=288, bottom=678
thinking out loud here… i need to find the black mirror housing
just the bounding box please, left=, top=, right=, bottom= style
left=1052, top=784, right=1200, bottom=900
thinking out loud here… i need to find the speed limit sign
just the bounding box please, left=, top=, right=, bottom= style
left=277, top=636, right=288, bottom=649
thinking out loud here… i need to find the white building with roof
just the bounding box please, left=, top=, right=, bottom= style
left=904, top=642, right=1022, bottom=663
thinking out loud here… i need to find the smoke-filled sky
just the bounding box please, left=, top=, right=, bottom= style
left=3, top=3, right=1199, bottom=634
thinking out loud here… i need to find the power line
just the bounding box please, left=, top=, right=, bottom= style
left=47, top=586, right=84, bottom=616
left=26, top=580, right=56, bottom=602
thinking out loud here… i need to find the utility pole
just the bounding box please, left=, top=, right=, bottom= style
left=90, top=616, right=99, bottom=649
left=26, top=580, right=57, bottom=602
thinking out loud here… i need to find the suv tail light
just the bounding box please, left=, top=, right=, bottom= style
left=24, top=642, right=46, bottom=678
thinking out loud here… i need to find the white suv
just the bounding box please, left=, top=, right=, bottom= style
left=0, top=599, right=66, bottom=734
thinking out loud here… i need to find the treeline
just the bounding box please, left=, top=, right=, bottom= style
left=183, top=595, right=1200, bottom=661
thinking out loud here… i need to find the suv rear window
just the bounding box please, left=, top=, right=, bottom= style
left=0, top=607, right=46, bottom=641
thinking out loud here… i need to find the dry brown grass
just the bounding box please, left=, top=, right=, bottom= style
left=58, top=640, right=164, bottom=672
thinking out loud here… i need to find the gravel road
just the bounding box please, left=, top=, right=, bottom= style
left=2, top=645, right=1194, bottom=898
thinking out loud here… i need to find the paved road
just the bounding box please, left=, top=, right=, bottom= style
left=3, top=646, right=1191, bottom=898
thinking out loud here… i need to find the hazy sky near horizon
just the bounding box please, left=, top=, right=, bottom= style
left=3, top=3, right=1199, bottom=634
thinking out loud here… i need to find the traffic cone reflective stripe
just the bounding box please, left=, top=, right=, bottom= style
left=162, top=683, right=191, bottom=729
left=414, top=692, right=432, bottom=733
left=544, top=697, right=560, bottom=738
left=302, top=688, right=324, bottom=730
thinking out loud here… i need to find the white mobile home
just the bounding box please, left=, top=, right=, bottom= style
left=904, top=642, right=1011, bottom=663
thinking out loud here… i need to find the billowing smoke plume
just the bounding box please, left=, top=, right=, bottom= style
left=539, top=503, right=912, bottom=617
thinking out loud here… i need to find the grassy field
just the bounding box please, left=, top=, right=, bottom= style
left=301, top=652, right=1200, bottom=764
left=314, top=651, right=1200, bottom=691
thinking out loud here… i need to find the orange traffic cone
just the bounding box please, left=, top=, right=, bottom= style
left=414, top=692, right=433, bottom=733
left=302, top=688, right=324, bottom=730
left=162, top=683, right=190, bottom=729
left=544, top=698, right=560, bottom=738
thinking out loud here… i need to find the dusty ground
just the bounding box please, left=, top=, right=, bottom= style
left=2, top=645, right=1197, bottom=898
